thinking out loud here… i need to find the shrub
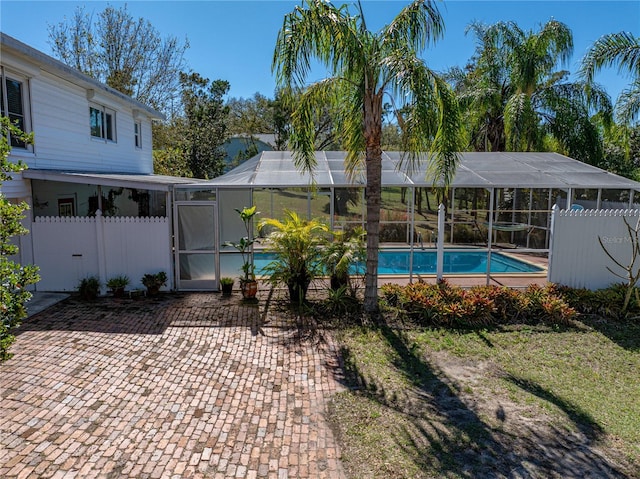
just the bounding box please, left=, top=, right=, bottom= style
left=78, top=276, right=101, bottom=300
left=553, top=283, right=640, bottom=319
left=258, top=210, right=329, bottom=304
left=1, top=118, right=39, bottom=360
left=141, top=272, right=167, bottom=295
left=380, top=281, right=576, bottom=327
left=106, top=275, right=129, bottom=289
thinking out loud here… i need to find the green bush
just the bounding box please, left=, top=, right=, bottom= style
left=1, top=118, right=39, bottom=361
left=78, top=276, right=101, bottom=300
left=553, top=283, right=640, bottom=319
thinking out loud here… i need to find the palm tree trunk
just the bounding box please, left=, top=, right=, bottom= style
left=363, top=92, right=383, bottom=314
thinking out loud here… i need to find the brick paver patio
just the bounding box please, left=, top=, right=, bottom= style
left=0, top=291, right=345, bottom=478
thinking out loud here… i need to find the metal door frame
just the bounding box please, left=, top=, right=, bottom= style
left=173, top=200, right=219, bottom=290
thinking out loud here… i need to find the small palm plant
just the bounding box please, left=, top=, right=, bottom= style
left=106, top=275, right=129, bottom=298
left=141, top=271, right=167, bottom=296
left=259, top=210, right=329, bottom=304
left=322, top=226, right=366, bottom=293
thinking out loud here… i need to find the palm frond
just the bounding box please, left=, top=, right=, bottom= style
left=536, top=19, right=574, bottom=67
left=504, top=93, right=537, bottom=151
left=380, top=50, right=462, bottom=185
left=287, top=78, right=343, bottom=178
left=580, top=31, right=640, bottom=83
left=616, top=78, right=640, bottom=124
left=272, top=0, right=364, bottom=88
left=382, top=0, right=444, bottom=52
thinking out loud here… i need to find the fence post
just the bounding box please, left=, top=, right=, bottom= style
left=437, top=204, right=445, bottom=281
left=95, top=209, right=107, bottom=294
left=547, top=204, right=558, bottom=282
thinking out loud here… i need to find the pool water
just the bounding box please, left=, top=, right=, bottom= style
left=254, top=250, right=543, bottom=276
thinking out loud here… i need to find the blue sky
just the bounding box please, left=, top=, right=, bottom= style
left=1, top=1, right=638, bottom=103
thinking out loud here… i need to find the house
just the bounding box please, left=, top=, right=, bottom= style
left=1, top=33, right=201, bottom=293
left=5, top=33, right=640, bottom=294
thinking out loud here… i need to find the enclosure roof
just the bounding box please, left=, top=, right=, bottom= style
left=202, top=151, right=640, bottom=190
left=23, top=170, right=206, bottom=191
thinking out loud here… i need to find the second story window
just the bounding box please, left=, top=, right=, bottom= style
left=134, top=121, right=142, bottom=148
left=90, top=104, right=116, bottom=142
left=1, top=67, right=31, bottom=149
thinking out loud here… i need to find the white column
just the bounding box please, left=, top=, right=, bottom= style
left=95, top=209, right=107, bottom=295
left=547, top=204, right=558, bottom=282
left=486, top=189, right=494, bottom=286
left=409, top=187, right=416, bottom=283
left=437, top=204, right=445, bottom=281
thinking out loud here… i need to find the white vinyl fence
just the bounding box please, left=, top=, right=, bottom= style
left=548, top=207, right=640, bottom=289
left=32, top=211, right=172, bottom=292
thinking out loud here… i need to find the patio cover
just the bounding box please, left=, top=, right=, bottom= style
left=203, top=151, right=640, bottom=191
left=23, top=170, right=208, bottom=191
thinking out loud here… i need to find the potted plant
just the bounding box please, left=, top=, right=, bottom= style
left=106, top=275, right=130, bottom=298
left=220, top=277, right=234, bottom=297
left=224, top=206, right=259, bottom=299
left=78, top=276, right=100, bottom=300
left=259, top=210, right=329, bottom=304
left=141, top=271, right=167, bottom=296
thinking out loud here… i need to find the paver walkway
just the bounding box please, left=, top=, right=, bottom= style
left=1, top=292, right=346, bottom=478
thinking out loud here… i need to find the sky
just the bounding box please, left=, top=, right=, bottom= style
left=1, top=0, right=638, bottom=103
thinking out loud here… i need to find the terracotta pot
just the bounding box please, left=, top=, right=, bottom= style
left=241, top=281, right=258, bottom=299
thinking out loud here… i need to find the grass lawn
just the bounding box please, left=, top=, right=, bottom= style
left=328, top=315, right=640, bottom=478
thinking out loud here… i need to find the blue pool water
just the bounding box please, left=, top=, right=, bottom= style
left=254, top=250, right=543, bottom=275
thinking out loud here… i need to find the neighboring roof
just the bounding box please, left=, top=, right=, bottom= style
left=202, top=151, right=640, bottom=190
left=0, top=33, right=164, bottom=121
left=228, top=134, right=277, bottom=147
left=23, top=170, right=206, bottom=191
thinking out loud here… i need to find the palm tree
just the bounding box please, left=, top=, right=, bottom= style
left=451, top=20, right=610, bottom=165
left=581, top=31, right=640, bottom=125
left=272, top=0, right=462, bottom=313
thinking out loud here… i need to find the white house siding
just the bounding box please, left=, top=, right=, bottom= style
left=18, top=70, right=154, bottom=174
left=548, top=208, right=640, bottom=289
left=32, top=215, right=172, bottom=292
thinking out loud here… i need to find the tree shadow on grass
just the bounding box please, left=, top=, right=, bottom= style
left=575, top=315, right=640, bottom=352
left=502, top=374, right=604, bottom=439
left=337, top=321, right=630, bottom=478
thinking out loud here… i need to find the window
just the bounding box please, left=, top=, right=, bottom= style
left=57, top=197, right=76, bottom=217
left=1, top=68, right=30, bottom=148
left=134, top=121, right=142, bottom=148
left=89, top=104, right=116, bottom=141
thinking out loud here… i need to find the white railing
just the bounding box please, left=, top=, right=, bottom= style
left=548, top=207, right=640, bottom=289
left=32, top=210, right=172, bottom=292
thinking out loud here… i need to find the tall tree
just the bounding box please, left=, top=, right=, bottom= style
left=581, top=32, right=640, bottom=125
left=48, top=5, right=188, bottom=113
left=451, top=20, right=611, bottom=165
left=179, top=73, right=230, bottom=179
left=273, top=0, right=462, bottom=313
left=226, top=88, right=339, bottom=152
left=227, top=93, right=277, bottom=136
left=0, top=118, right=40, bottom=360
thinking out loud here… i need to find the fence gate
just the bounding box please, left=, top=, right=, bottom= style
left=174, top=201, right=218, bottom=290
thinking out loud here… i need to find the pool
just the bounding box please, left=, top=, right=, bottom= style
left=254, top=249, right=544, bottom=276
